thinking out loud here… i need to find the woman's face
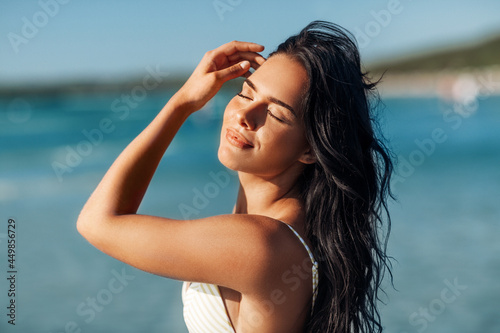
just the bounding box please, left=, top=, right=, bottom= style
left=218, top=54, right=313, bottom=177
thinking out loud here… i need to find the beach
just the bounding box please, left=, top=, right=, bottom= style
left=0, top=87, right=499, bottom=332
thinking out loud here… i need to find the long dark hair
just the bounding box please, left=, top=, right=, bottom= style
left=271, top=21, right=393, bottom=332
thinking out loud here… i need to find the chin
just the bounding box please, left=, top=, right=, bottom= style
left=217, top=145, right=240, bottom=171
left=217, top=143, right=259, bottom=174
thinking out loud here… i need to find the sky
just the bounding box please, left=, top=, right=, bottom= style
left=1, top=0, right=500, bottom=86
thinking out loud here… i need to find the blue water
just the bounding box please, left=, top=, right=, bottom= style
left=0, top=90, right=499, bottom=332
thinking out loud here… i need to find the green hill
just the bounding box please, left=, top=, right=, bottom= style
left=369, top=33, right=500, bottom=72
left=2, top=33, right=499, bottom=97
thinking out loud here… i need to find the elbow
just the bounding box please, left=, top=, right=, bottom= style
left=76, top=208, right=92, bottom=239
left=76, top=205, right=107, bottom=242
left=77, top=202, right=118, bottom=247
left=77, top=193, right=111, bottom=235
left=77, top=206, right=117, bottom=256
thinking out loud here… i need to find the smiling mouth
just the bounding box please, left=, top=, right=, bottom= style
left=226, top=128, right=253, bottom=149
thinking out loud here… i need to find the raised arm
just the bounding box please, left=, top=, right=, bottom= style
left=78, top=41, right=265, bottom=218
left=76, top=42, right=279, bottom=291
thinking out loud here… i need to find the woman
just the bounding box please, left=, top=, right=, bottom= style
left=77, top=21, right=393, bottom=332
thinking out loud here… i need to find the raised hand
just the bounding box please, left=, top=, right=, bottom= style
left=173, top=41, right=266, bottom=112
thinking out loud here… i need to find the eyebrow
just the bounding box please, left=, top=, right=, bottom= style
left=244, top=79, right=297, bottom=118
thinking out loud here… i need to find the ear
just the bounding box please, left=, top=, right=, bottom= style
left=298, top=148, right=316, bottom=165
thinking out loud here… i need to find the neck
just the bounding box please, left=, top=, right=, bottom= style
left=234, top=164, right=306, bottom=230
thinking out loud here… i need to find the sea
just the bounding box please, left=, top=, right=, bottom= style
left=0, top=85, right=499, bottom=332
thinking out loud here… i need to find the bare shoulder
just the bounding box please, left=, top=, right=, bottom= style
left=232, top=217, right=315, bottom=332
left=232, top=215, right=315, bottom=292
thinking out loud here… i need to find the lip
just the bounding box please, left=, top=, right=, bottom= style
left=226, top=128, right=254, bottom=149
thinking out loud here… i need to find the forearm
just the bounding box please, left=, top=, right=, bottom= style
left=79, top=95, right=193, bottom=220
left=78, top=40, right=265, bottom=229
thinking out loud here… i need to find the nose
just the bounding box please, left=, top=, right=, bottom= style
left=235, top=102, right=266, bottom=131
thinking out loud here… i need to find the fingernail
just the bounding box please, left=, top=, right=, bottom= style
left=240, top=61, right=250, bottom=69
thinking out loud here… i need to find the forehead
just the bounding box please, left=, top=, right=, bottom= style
left=247, top=54, right=309, bottom=112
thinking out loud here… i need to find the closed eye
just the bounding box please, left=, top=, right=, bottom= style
left=237, top=93, right=285, bottom=123
left=267, top=110, right=284, bottom=123
left=237, top=93, right=251, bottom=100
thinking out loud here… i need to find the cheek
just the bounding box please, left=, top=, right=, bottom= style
left=223, top=97, right=239, bottom=116
left=260, top=127, right=307, bottom=159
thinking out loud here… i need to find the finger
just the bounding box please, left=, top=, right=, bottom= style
left=250, top=58, right=265, bottom=71
left=215, top=41, right=265, bottom=56
left=204, top=42, right=265, bottom=73
left=254, top=54, right=267, bottom=65
left=224, top=61, right=256, bottom=78
left=215, top=61, right=251, bottom=81
left=226, top=58, right=263, bottom=72
left=227, top=52, right=266, bottom=63
left=228, top=52, right=266, bottom=70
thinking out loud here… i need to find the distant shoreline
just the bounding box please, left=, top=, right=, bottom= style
left=374, top=66, right=500, bottom=99
left=1, top=67, right=499, bottom=100
left=0, top=76, right=241, bottom=98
